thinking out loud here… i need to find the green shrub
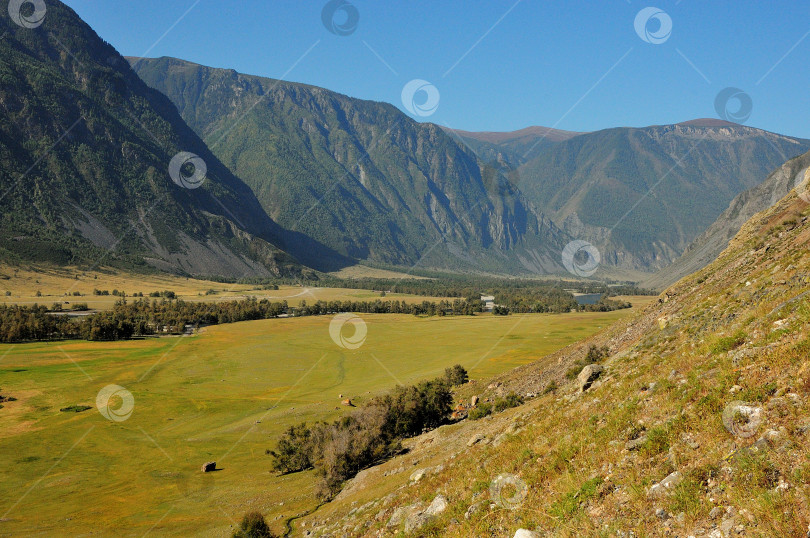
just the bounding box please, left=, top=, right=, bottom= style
left=59, top=405, right=91, bottom=412
left=444, top=364, right=468, bottom=386
left=566, top=345, right=609, bottom=379
left=710, top=331, right=746, bottom=354
left=493, top=392, right=524, bottom=412
left=232, top=511, right=275, bottom=538
left=469, top=403, right=492, bottom=420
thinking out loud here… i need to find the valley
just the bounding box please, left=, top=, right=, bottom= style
left=0, top=306, right=646, bottom=536
left=1, top=1, right=809, bottom=537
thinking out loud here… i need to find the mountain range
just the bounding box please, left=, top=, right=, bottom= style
left=129, top=56, right=810, bottom=277
left=128, top=57, right=567, bottom=274
left=2, top=1, right=809, bottom=283
left=0, top=1, right=312, bottom=278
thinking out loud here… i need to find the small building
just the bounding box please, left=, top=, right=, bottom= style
left=480, top=295, right=495, bottom=312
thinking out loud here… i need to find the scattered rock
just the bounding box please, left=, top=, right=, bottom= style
left=467, top=433, right=485, bottom=447
left=648, top=471, right=683, bottom=499
left=409, top=469, right=426, bottom=482
left=403, top=495, right=447, bottom=532
left=626, top=435, right=648, bottom=451
left=201, top=461, right=216, bottom=473
left=514, top=530, right=540, bottom=538
left=709, top=506, right=723, bottom=520
left=655, top=508, right=670, bottom=520
left=464, top=502, right=483, bottom=520
left=387, top=503, right=421, bottom=528
left=341, top=398, right=354, bottom=406
left=577, top=364, right=604, bottom=392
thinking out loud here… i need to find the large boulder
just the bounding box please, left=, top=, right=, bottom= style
left=201, top=461, right=216, bottom=473
left=577, top=364, right=604, bottom=392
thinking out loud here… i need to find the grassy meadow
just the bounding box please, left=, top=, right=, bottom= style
left=0, top=302, right=647, bottom=536
left=0, top=264, right=445, bottom=310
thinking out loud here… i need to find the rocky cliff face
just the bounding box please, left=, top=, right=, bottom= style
left=130, top=57, right=568, bottom=273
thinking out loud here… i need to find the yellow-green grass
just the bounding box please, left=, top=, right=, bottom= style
left=0, top=306, right=643, bottom=536
left=0, top=264, right=444, bottom=310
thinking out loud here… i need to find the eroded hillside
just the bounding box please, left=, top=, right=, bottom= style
left=299, top=172, right=810, bottom=536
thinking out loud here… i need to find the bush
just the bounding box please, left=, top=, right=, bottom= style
left=710, top=331, right=746, bottom=354
left=566, top=345, right=610, bottom=379
left=469, top=403, right=492, bottom=420
left=444, top=364, right=468, bottom=386
left=585, top=345, right=609, bottom=363
left=232, top=512, right=275, bottom=538
left=493, top=392, right=524, bottom=412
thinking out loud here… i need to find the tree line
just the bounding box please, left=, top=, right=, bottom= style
left=0, top=297, right=484, bottom=343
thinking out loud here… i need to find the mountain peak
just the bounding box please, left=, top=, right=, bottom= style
left=675, top=118, right=741, bottom=128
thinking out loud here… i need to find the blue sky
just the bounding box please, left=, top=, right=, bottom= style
left=63, top=0, right=810, bottom=137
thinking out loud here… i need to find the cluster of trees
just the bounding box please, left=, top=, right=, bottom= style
left=269, top=366, right=467, bottom=500
left=580, top=297, right=632, bottom=312
left=0, top=296, right=484, bottom=343
left=0, top=305, right=76, bottom=342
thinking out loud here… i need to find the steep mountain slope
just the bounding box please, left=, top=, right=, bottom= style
left=129, top=57, right=568, bottom=274
left=516, top=120, right=810, bottom=271
left=443, top=125, right=584, bottom=169
left=644, top=148, right=810, bottom=289
left=0, top=2, right=307, bottom=277
left=301, top=166, right=810, bottom=536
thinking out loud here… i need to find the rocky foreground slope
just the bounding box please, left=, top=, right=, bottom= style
left=297, top=169, right=810, bottom=536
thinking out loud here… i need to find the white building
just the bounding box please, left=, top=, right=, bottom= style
left=480, top=295, right=495, bottom=311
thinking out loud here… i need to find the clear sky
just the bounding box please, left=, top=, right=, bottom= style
left=62, top=0, right=810, bottom=138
